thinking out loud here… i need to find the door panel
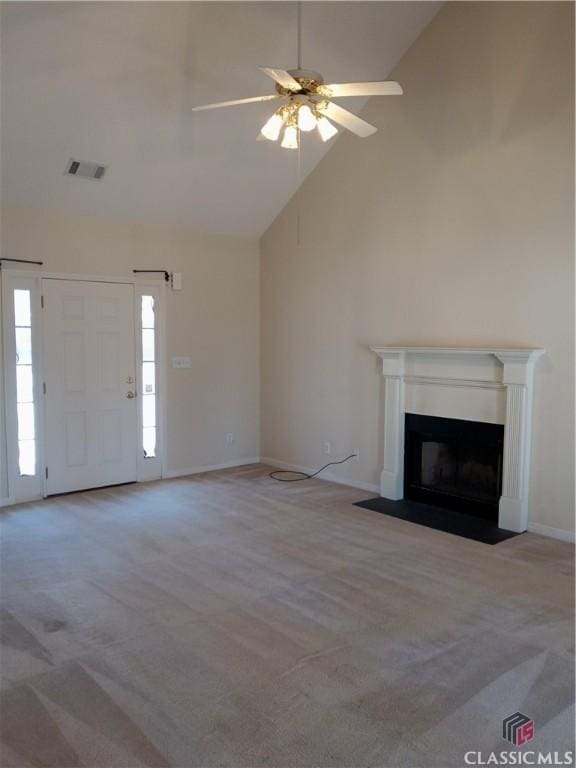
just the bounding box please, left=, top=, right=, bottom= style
left=43, top=280, right=137, bottom=495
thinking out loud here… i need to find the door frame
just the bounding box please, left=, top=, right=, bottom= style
left=0, top=269, right=167, bottom=505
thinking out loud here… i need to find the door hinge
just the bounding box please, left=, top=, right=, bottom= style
left=45, top=467, right=49, bottom=479
left=42, top=382, right=46, bottom=395
left=41, top=295, right=44, bottom=309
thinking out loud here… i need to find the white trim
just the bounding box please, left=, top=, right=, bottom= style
left=2, top=275, right=44, bottom=503
left=164, top=458, right=261, bottom=479
left=261, top=459, right=575, bottom=539
left=1, top=269, right=168, bottom=504
left=135, top=285, right=166, bottom=482
left=158, top=286, right=168, bottom=478
left=371, top=345, right=545, bottom=533
left=2, top=276, right=18, bottom=503
left=0, top=276, right=7, bottom=502
left=405, top=376, right=505, bottom=391
left=260, top=456, right=379, bottom=493
left=527, top=522, right=575, bottom=543
left=370, top=346, right=546, bottom=362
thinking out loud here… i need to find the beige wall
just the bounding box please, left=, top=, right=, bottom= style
left=261, top=2, right=575, bottom=533
left=1, top=207, right=260, bottom=475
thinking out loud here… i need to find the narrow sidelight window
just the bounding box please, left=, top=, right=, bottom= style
left=14, top=289, right=36, bottom=475
left=141, top=295, right=157, bottom=458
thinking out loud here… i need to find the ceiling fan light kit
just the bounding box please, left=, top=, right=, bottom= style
left=256, top=82, right=338, bottom=149
left=191, top=7, right=404, bottom=150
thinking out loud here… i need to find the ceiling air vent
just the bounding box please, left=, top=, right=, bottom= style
left=65, top=158, right=107, bottom=181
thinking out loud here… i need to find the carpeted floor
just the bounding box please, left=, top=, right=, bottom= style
left=1, top=464, right=574, bottom=767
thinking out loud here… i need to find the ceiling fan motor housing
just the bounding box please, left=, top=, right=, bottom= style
left=275, top=69, right=325, bottom=96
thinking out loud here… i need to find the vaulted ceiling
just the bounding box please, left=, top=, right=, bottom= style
left=1, top=2, right=441, bottom=236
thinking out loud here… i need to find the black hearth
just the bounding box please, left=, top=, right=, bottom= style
left=404, top=414, right=504, bottom=522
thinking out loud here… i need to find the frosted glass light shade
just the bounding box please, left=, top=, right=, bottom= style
left=260, top=112, right=284, bottom=141
left=298, top=104, right=317, bottom=132
left=281, top=125, right=299, bottom=149
left=317, top=116, right=338, bottom=141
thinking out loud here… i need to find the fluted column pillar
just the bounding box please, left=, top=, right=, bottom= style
left=379, top=351, right=405, bottom=500
left=495, top=352, right=541, bottom=533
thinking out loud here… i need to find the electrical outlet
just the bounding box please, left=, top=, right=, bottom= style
left=172, top=356, right=191, bottom=369
left=225, top=433, right=235, bottom=445
left=323, top=441, right=331, bottom=455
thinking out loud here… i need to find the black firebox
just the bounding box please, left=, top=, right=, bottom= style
left=404, top=414, right=504, bottom=521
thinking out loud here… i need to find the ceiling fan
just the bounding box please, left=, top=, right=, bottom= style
left=191, top=5, right=403, bottom=149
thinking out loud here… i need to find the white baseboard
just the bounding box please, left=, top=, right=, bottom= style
left=527, top=522, right=575, bottom=543
left=6, top=459, right=571, bottom=543
left=262, top=458, right=575, bottom=540
left=164, top=457, right=261, bottom=480
left=260, top=456, right=379, bottom=494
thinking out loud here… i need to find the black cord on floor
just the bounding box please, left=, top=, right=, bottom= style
left=269, top=454, right=357, bottom=482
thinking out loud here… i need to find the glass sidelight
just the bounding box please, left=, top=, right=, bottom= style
left=13, top=289, right=36, bottom=475
left=141, top=295, right=157, bottom=458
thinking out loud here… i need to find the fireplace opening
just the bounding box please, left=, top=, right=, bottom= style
left=404, top=414, right=504, bottom=521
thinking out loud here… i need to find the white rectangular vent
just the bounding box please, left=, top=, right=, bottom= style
left=65, top=158, right=107, bottom=180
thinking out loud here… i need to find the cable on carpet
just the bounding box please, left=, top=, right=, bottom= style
left=269, top=454, right=357, bottom=482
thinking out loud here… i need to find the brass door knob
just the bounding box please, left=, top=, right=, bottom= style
left=126, top=391, right=136, bottom=399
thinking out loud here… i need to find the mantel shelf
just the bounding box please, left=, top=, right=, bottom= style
left=369, top=346, right=545, bottom=362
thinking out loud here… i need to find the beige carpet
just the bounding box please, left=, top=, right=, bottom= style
left=1, top=464, right=574, bottom=767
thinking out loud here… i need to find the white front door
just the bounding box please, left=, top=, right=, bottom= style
left=42, top=279, right=138, bottom=495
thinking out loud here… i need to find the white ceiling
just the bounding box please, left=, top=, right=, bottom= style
left=0, top=2, right=441, bottom=237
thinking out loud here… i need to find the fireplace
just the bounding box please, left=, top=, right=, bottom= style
left=369, top=346, right=545, bottom=532
left=404, top=414, right=504, bottom=521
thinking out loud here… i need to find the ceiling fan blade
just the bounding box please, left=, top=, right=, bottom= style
left=259, top=67, right=301, bottom=92
left=325, top=81, right=403, bottom=98
left=192, top=94, right=282, bottom=112
left=318, top=101, right=377, bottom=138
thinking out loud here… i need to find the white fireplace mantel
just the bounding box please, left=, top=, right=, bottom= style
left=370, top=346, right=545, bottom=533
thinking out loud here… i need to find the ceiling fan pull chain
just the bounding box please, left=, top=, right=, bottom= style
left=296, top=135, right=302, bottom=246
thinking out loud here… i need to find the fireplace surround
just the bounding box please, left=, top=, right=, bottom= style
left=370, top=346, right=545, bottom=533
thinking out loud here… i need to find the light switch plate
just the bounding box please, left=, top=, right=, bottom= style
left=172, top=356, right=191, bottom=369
